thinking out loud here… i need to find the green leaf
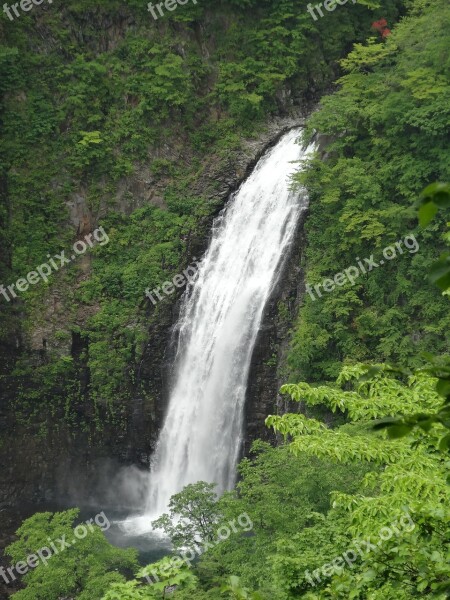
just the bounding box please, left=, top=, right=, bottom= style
left=418, top=201, right=438, bottom=227
left=429, top=254, right=450, bottom=291
left=386, top=423, right=413, bottom=439
left=438, top=433, right=450, bottom=451
left=420, top=182, right=450, bottom=207
left=373, top=417, right=400, bottom=431
left=436, top=378, right=450, bottom=398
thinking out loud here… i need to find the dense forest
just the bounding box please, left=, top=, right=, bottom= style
left=0, top=0, right=449, bottom=598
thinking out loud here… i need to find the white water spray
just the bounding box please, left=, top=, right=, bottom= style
left=123, top=129, right=313, bottom=534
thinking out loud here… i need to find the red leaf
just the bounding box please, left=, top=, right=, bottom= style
left=372, top=18, right=388, bottom=31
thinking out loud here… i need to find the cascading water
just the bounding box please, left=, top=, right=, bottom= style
left=123, top=128, right=314, bottom=535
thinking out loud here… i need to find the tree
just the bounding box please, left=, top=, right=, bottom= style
left=7, top=509, right=138, bottom=600
left=265, top=365, right=450, bottom=598
left=102, top=557, right=198, bottom=600
left=220, top=575, right=263, bottom=599
left=152, top=482, right=222, bottom=549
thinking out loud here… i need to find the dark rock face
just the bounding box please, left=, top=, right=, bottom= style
left=243, top=207, right=308, bottom=453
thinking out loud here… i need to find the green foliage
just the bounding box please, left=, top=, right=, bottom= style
left=102, top=557, right=198, bottom=599
left=289, top=0, right=450, bottom=381
left=94, top=442, right=367, bottom=600
left=265, top=366, right=450, bottom=598
left=189, top=441, right=369, bottom=598
left=152, top=481, right=221, bottom=549
left=220, top=575, right=263, bottom=599
left=371, top=184, right=450, bottom=449
left=138, top=557, right=198, bottom=596
left=101, top=580, right=155, bottom=600
left=7, top=510, right=138, bottom=600
left=417, top=183, right=450, bottom=228
left=418, top=183, right=450, bottom=291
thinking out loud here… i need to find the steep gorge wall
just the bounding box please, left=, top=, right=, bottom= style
left=0, top=114, right=314, bottom=600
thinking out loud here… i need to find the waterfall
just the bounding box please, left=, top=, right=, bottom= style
left=124, top=128, right=314, bottom=534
